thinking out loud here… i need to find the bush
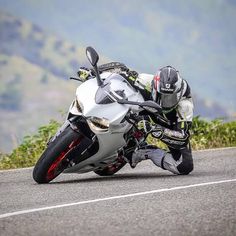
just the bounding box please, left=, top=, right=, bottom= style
left=0, top=120, right=60, bottom=169
left=0, top=117, right=235, bottom=170
left=191, top=116, right=236, bottom=150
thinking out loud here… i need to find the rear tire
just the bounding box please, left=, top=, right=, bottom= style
left=33, top=126, right=82, bottom=184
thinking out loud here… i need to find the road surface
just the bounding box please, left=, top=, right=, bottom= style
left=0, top=147, right=236, bottom=236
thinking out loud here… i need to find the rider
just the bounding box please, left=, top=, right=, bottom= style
left=77, top=63, right=194, bottom=175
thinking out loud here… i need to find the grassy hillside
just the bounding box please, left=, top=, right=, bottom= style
left=0, top=11, right=85, bottom=78
left=0, top=54, right=77, bottom=152
left=0, top=11, right=110, bottom=78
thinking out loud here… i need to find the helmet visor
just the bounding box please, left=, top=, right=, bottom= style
left=161, top=93, right=179, bottom=109
left=159, top=78, right=184, bottom=109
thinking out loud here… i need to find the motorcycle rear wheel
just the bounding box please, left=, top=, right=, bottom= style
left=33, top=126, right=82, bottom=184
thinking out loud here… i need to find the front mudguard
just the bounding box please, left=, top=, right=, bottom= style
left=49, top=115, right=99, bottom=165
left=68, top=116, right=95, bottom=139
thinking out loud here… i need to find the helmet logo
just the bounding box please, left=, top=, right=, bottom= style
left=161, top=83, right=174, bottom=93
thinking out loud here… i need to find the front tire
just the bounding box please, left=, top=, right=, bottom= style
left=33, top=126, right=82, bottom=184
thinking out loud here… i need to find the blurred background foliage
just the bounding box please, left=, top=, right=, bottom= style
left=0, top=120, right=60, bottom=169
left=0, top=117, right=235, bottom=169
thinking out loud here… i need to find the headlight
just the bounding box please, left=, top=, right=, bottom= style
left=87, top=117, right=109, bottom=132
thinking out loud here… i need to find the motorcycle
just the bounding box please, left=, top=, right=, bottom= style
left=33, top=47, right=169, bottom=184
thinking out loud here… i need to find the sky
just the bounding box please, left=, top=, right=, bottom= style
left=0, top=0, right=236, bottom=113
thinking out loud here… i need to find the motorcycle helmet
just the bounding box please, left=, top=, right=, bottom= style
left=152, top=66, right=185, bottom=111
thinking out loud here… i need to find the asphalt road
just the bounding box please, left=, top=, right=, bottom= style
left=0, top=147, right=236, bottom=236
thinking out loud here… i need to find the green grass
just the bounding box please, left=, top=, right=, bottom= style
left=0, top=120, right=60, bottom=170
left=0, top=117, right=235, bottom=170
left=191, top=116, right=236, bottom=150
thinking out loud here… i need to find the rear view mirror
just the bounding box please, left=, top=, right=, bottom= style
left=86, top=46, right=99, bottom=66
left=85, top=46, right=103, bottom=86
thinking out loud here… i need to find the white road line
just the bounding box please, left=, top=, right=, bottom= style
left=0, top=178, right=235, bottom=219
left=193, top=147, right=236, bottom=153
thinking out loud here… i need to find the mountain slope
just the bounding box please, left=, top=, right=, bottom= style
left=0, top=11, right=87, bottom=79
left=0, top=53, right=77, bottom=152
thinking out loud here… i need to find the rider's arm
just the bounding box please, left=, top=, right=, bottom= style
left=137, top=114, right=191, bottom=149
left=131, top=73, right=153, bottom=100
left=150, top=98, right=194, bottom=149
left=151, top=121, right=191, bottom=149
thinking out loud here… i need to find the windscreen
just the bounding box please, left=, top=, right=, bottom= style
left=95, top=74, right=133, bottom=104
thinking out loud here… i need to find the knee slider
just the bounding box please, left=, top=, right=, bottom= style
left=177, top=157, right=193, bottom=175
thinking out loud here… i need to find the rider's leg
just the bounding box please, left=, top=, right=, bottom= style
left=131, top=144, right=193, bottom=175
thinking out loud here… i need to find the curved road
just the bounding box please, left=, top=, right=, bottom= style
left=0, top=148, right=236, bottom=236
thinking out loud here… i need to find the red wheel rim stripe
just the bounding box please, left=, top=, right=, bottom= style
left=46, top=138, right=81, bottom=181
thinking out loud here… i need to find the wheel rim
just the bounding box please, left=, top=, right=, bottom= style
left=46, top=139, right=81, bottom=181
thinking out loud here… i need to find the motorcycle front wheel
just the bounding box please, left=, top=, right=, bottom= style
left=33, top=126, right=82, bottom=184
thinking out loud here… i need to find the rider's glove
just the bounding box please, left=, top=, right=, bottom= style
left=77, top=67, right=92, bottom=81
left=150, top=124, right=164, bottom=139
left=127, top=70, right=138, bottom=86
left=137, top=116, right=153, bottom=133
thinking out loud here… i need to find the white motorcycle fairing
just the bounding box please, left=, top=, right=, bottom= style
left=33, top=47, right=167, bottom=184
left=64, top=73, right=144, bottom=174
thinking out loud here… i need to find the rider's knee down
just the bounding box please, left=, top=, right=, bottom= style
left=177, top=150, right=193, bottom=174
left=162, top=148, right=193, bottom=175
left=177, top=159, right=193, bottom=175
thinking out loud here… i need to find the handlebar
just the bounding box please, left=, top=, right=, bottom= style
left=117, top=99, right=171, bottom=127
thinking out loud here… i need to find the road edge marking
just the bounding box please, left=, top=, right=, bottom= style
left=193, top=146, right=236, bottom=153
left=0, top=178, right=236, bottom=219
left=0, top=167, right=33, bottom=173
